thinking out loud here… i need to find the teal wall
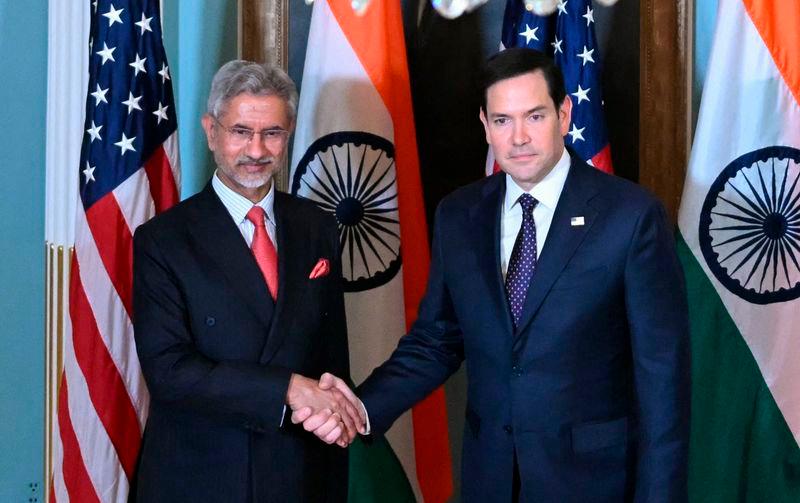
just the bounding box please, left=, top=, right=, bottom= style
left=0, top=0, right=48, bottom=500
left=164, top=0, right=238, bottom=199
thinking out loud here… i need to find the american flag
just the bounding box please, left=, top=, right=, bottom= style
left=51, top=1, right=179, bottom=501
left=487, top=0, right=614, bottom=174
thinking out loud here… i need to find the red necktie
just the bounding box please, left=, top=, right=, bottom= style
left=245, top=206, right=278, bottom=300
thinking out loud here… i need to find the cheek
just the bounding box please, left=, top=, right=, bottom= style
left=222, top=142, right=242, bottom=159
left=270, top=143, right=288, bottom=158
left=488, top=128, right=509, bottom=148
left=214, top=144, right=240, bottom=167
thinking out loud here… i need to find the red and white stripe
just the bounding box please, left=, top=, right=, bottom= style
left=53, top=144, right=179, bottom=502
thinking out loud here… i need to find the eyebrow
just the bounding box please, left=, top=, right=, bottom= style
left=488, top=105, right=549, bottom=118
left=230, top=123, right=287, bottom=132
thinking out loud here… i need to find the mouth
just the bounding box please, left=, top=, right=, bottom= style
left=508, top=152, right=536, bottom=161
left=237, top=160, right=273, bottom=172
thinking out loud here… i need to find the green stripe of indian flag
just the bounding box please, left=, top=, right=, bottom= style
left=348, top=436, right=415, bottom=502
left=678, top=235, right=800, bottom=501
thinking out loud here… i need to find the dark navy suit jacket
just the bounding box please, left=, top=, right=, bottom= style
left=132, top=185, right=349, bottom=502
left=359, top=154, right=690, bottom=502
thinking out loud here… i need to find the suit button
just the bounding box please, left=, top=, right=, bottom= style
left=511, top=365, right=522, bottom=377
left=205, top=316, right=216, bottom=327
left=503, top=425, right=513, bottom=434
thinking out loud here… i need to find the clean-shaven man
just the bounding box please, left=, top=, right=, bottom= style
left=315, top=48, right=690, bottom=502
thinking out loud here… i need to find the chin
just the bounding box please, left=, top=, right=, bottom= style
left=236, top=175, right=272, bottom=189
left=220, top=167, right=270, bottom=189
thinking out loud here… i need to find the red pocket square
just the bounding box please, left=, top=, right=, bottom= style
left=309, top=258, right=330, bottom=279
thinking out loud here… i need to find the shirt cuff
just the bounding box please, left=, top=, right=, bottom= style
left=359, top=399, right=371, bottom=435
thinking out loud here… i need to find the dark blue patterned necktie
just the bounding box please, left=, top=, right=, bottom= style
left=505, top=194, right=539, bottom=328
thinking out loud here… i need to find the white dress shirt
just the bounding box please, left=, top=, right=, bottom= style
left=211, top=171, right=277, bottom=250
left=500, top=148, right=571, bottom=278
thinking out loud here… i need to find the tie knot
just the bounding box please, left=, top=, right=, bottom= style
left=517, top=194, right=538, bottom=220
left=246, top=206, right=267, bottom=228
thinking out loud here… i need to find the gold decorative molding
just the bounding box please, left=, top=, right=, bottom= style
left=239, top=0, right=289, bottom=68
left=640, top=0, right=692, bottom=224
left=45, top=242, right=72, bottom=502
left=238, top=0, right=291, bottom=192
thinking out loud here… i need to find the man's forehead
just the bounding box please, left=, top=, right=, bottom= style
left=485, top=73, right=553, bottom=113
left=486, top=79, right=553, bottom=109
left=224, top=92, right=286, bottom=108
left=219, top=93, right=290, bottom=120
left=487, top=69, right=547, bottom=94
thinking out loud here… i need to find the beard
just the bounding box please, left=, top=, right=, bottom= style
left=216, top=152, right=278, bottom=189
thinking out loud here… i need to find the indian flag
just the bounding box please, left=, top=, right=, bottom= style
left=290, top=1, right=453, bottom=501
left=678, top=0, right=800, bottom=500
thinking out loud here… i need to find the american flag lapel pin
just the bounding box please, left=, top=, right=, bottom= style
left=570, top=216, right=585, bottom=227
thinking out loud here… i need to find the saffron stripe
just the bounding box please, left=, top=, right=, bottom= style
left=69, top=257, right=142, bottom=479
left=144, top=144, right=179, bottom=214
left=743, top=0, right=800, bottom=107
left=57, top=374, right=101, bottom=503
left=85, top=193, right=134, bottom=316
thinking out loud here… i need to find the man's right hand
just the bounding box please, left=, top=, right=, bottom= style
left=286, top=373, right=365, bottom=447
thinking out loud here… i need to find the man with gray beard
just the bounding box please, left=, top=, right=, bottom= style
left=131, top=60, right=365, bottom=502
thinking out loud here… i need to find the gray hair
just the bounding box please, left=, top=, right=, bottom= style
left=206, top=60, right=298, bottom=122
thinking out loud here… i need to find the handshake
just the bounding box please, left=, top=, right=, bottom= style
left=286, top=372, right=368, bottom=448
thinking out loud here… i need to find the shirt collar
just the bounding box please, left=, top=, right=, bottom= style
left=211, top=170, right=276, bottom=225
left=504, top=148, right=571, bottom=213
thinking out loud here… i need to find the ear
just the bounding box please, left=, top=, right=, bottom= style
left=479, top=108, right=491, bottom=144
left=558, top=96, right=573, bottom=137
left=201, top=114, right=216, bottom=151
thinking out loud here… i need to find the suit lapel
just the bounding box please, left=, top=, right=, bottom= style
left=260, top=191, right=310, bottom=363
left=187, top=184, right=275, bottom=330
left=470, top=174, right=515, bottom=337
left=514, top=159, right=600, bottom=336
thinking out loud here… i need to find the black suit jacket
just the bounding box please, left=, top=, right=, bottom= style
left=359, top=154, right=690, bottom=502
left=132, top=184, right=349, bottom=502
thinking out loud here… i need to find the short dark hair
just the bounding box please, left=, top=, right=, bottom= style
left=479, top=47, right=566, bottom=112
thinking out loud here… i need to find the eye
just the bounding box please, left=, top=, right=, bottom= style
left=261, top=130, right=285, bottom=140
left=230, top=127, right=253, bottom=140
left=493, top=117, right=510, bottom=126
left=528, top=113, right=544, bottom=122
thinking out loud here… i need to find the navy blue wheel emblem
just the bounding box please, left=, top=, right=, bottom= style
left=699, top=146, right=800, bottom=304
left=292, top=131, right=401, bottom=292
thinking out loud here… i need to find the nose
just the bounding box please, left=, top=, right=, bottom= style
left=244, top=134, right=271, bottom=158
left=512, top=121, right=530, bottom=147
